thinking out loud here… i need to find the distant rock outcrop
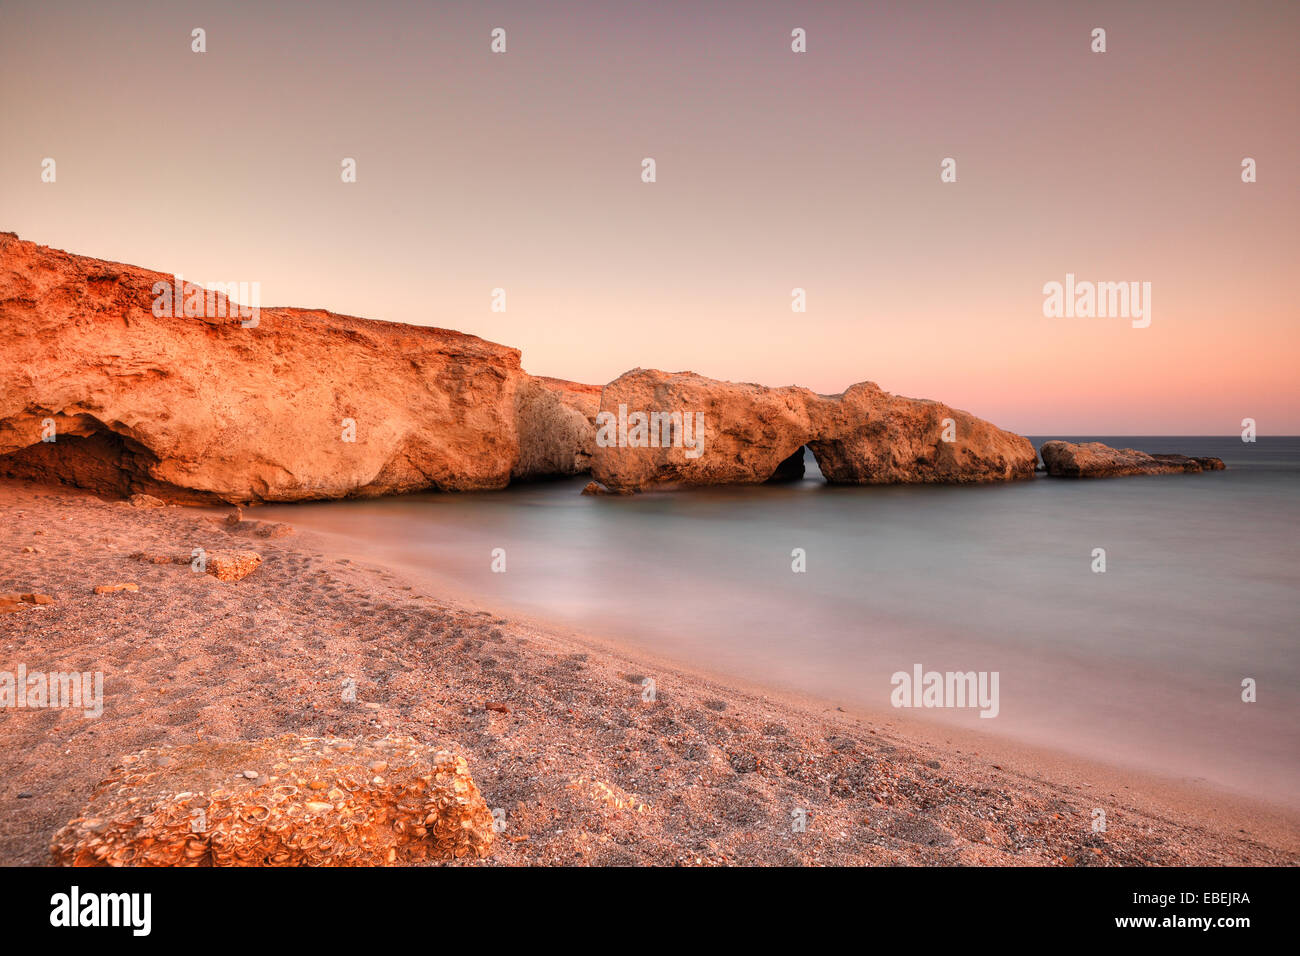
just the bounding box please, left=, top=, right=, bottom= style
left=589, top=369, right=1038, bottom=493
left=1040, top=440, right=1226, bottom=478
left=50, top=735, right=494, bottom=866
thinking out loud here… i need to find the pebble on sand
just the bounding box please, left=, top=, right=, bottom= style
left=93, top=583, right=139, bottom=594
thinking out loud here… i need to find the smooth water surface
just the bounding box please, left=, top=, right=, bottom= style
left=257, top=437, right=1300, bottom=805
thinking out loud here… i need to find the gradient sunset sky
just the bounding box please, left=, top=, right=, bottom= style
left=2, top=0, right=1296, bottom=433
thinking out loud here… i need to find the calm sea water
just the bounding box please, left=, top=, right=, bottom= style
left=256, top=437, right=1300, bottom=806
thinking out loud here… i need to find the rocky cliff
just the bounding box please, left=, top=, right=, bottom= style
left=0, top=233, right=592, bottom=502
left=2, top=233, right=1041, bottom=500
left=588, top=369, right=1038, bottom=493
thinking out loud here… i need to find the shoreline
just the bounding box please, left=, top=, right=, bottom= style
left=292, top=521, right=1300, bottom=849
left=252, top=475, right=1299, bottom=813
left=2, top=477, right=1295, bottom=865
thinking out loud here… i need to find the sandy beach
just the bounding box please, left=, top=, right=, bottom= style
left=1, top=477, right=1295, bottom=866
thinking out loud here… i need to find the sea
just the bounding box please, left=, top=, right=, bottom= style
left=254, top=437, right=1300, bottom=806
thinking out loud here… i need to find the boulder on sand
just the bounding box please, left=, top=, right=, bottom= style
left=204, top=550, right=262, bottom=582
left=50, top=734, right=495, bottom=866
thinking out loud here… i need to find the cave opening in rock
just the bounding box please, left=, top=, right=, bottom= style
left=0, top=423, right=217, bottom=503
left=765, top=445, right=810, bottom=483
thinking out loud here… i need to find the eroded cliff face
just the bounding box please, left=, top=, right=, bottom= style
left=808, top=382, right=1039, bottom=485
left=512, top=376, right=601, bottom=481
left=0, top=233, right=546, bottom=502
left=586, top=370, right=820, bottom=492
left=589, top=369, right=1038, bottom=493
left=1, top=233, right=1037, bottom=501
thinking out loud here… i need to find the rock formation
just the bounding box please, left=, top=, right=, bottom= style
left=808, top=381, right=1039, bottom=485
left=512, top=376, right=601, bottom=481
left=589, top=370, right=820, bottom=492
left=1040, top=440, right=1226, bottom=478
left=50, top=734, right=495, bottom=866
left=588, top=369, right=1038, bottom=493
left=1, top=233, right=1041, bottom=499
left=0, top=233, right=588, bottom=502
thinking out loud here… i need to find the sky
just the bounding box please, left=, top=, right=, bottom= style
left=1, top=0, right=1296, bottom=434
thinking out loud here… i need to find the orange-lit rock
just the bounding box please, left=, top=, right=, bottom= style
left=0, top=234, right=561, bottom=501
left=50, top=735, right=495, bottom=866
left=590, top=369, right=1038, bottom=492
left=1040, top=440, right=1226, bottom=478
left=204, top=550, right=262, bottom=582
left=513, top=376, right=601, bottom=481
left=809, top=381, right=1038, bottom=484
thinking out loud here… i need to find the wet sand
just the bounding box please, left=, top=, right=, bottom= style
left=1, top=478, right=1295, bottom=866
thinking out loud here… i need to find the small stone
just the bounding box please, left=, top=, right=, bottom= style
left=242, top=770, right=259, bottom=779
left=253, top=521, right=294, bottom=538
left=93, top=583, right=139, bottom=594
left=204, top=550, right=262, bottom=582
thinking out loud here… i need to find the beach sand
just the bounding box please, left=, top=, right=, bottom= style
left=1, top=478, right=1295, bottom=866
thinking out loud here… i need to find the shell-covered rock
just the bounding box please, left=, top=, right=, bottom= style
left=50, top=735, right=495, bottom=866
